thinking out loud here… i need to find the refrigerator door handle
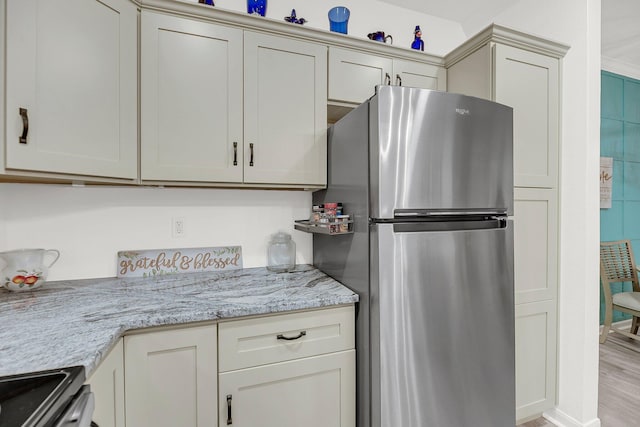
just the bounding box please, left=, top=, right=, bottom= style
left=392, top=218, right=507, bottom=233
left=394, top=209, right=508, bottom=218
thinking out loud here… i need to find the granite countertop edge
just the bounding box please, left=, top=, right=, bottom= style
left=0, top=265, right=358, bottom=378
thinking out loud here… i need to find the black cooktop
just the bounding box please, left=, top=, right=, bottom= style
left=0, top=366, right=85, bottom=427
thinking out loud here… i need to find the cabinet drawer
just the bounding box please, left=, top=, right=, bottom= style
left=219, top=306, right=355, bottom=372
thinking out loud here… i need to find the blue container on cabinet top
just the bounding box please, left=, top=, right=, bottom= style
left=328, top=7, right=350, bottom=34
left=247, top=0, right=267, bottom=16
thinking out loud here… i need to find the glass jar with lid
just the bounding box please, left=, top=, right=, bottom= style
left=267, top=232, right=296, bottom=272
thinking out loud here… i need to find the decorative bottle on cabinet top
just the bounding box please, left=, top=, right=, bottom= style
left=267, top=232, right=296, bottom=272
left=411, top=25, right=424, bottom=51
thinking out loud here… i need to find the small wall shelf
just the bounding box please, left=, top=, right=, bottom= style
left=294, top=220, right=353, bottom=235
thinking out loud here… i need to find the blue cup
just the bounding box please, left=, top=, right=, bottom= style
left=247, top=0, right=267, bottom=16
left=328, top=7, right=350, bottom=34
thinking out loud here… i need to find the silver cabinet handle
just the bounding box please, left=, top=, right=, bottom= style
left=249, top=143, right=254, bottom=167
left=233, top=142, right=238, bottom=166
left=396, top=74, right=402, bottom=86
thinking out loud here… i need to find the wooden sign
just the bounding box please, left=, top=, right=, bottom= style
left=117, top=246, right=242, bottom=278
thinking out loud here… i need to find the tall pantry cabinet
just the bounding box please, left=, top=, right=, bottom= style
left=446, top=24, right=568, bottom=422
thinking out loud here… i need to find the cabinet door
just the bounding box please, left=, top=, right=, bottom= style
left=514, top=188, right=558, bottom=304
left=494, top=44, right=559, bottom=188
left=5, top=0, right=137, bottom=179
left=515, top=300, right=557, bottom=422
left=141, top=12, right=243, bottom=182
left=328, top=47, right=392, bottom=104
left=124, top=325, right=217, bottom=427
left=392, top=59, right=446, bottom=91
left=219, top=350, right=355, bottom=427
left=446, top=44, right=492, bottom=99
left=243, top=32, right=327, bottom=186
left=86, top=339, right=125, bottom=427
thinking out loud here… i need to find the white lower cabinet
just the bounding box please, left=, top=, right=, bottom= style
left=515, top=300, right=557, bottom=420
left=219, top=351, right=355, bottom=427
left=219, top=306, right=356, bottom=427
left=86, top=338, right=125, bottom=427
left=124, top=324, right=218, bottom=427
left=89, top=306, right=355, bottom=427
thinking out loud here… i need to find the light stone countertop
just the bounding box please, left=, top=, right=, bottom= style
left=0, top=265, right=358, bottom=377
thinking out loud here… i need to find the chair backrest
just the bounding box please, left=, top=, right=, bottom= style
left=600, top=240, right=640, bottom=293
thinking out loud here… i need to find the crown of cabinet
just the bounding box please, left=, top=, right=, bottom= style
left=445, top=23, right=569, bottom=67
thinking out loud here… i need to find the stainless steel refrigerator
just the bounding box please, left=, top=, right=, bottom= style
left=313, top=86, right=515, bottom=427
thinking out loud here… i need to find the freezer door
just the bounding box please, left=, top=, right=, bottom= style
left=369, top=87, right=513, bottom=219
left=370, top=221, right=515, bottom=427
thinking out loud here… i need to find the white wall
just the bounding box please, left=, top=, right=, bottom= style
left=0, top=0, right=467, bottom=283
left=0, top=184, right=312, bottom=280
left=493, top=1, right=601, bottom=426
left=184, top=0, right=466, bottom=56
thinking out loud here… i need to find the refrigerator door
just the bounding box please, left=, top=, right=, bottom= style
left=369, top=86, right=513, bottom=219
left=370, top=221, right=515, bottom=427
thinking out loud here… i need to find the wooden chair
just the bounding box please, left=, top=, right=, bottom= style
left=600, top=240, right=640, bottom=343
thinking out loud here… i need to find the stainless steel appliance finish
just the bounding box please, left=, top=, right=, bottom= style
left=53, top=385, right=94, bottom=427
left=369, top=88, right=513, bottom=219
left=0, top=366, right=95, bottom=427
left=314, top=86, right=515, bottom=427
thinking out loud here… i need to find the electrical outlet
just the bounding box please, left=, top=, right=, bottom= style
left=172, top=217, right=185, bottom=238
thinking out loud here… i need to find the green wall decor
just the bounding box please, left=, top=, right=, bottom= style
left=600, top=70, right=640, bottom=323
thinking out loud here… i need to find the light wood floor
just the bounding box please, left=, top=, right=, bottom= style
left=517, top=332, right=640, bottom=427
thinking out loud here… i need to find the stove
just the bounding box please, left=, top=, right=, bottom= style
left=0, top=366, right=94, bottom=427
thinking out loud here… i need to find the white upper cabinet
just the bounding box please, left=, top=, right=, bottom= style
left=494, top=44, right=560, bottom=188
left=328, top=47, right=446, bottom=106
left=243, top=32, right=327, bottom=186
left=392, top=59, right=447, bottom=91
left=4, top=0, right=137, bottom=180
left=140, top=11, right=243, bottom=183
left=328, top=47, right=393, bottom=105
left=140, top=13, right=327, bottom=187
left=446, top=26, right=566, bottom=189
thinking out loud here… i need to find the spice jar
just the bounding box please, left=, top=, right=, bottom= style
left=267, top=232, right=296, bottom=272
left=337, top=215, right=350, bottom=232
left=311, top=205, right=324, bottom=222
left=324, top=202, right=338, bottom=216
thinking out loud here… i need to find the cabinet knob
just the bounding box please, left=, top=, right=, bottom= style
left=19, top=108, right=29, bottom=144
